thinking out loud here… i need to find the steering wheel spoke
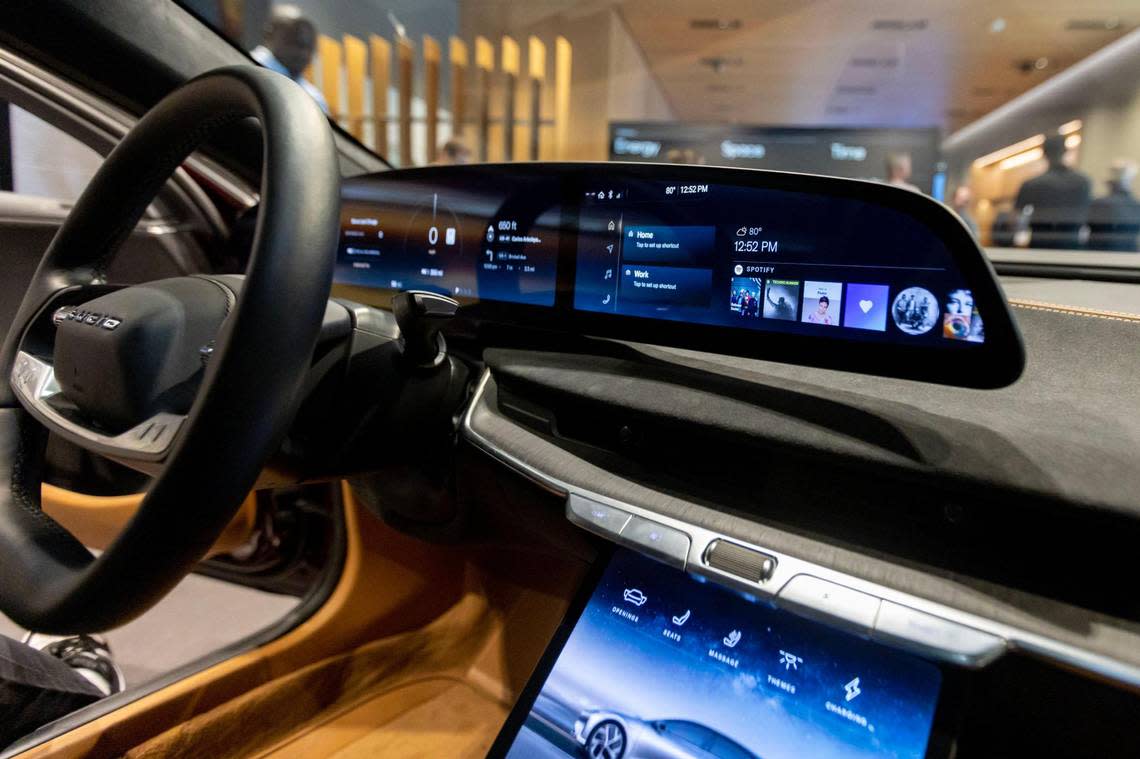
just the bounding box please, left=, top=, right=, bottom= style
left=12, top=352, right=185, bottom=463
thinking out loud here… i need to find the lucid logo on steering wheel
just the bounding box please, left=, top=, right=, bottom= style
left=52, top=307, right=122, bottom=331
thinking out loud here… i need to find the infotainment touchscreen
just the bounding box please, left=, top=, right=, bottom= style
left=575, top=180, right=984, bottom=346
left=491, top=549, right=943, bottom=759
left=332, top=164, right=1023, bottom=387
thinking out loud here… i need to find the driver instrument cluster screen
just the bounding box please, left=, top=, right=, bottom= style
left=495, top=549, right=943, bottom=759
left=335, top=168, right=561, bottom=307
left=574, top=180, right=983, bottom=345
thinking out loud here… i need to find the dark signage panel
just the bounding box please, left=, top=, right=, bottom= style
left=610, top=123, right=945, bottom=198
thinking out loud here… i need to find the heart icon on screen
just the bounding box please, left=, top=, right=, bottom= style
left=859, top=299, right=873, bottom=313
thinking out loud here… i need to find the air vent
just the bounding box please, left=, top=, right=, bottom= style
left=690, top=18, right=742, bottom=31
left=871, top=18, right=928, bottom=31
left=1066, top=18, right=1122, bottom=31
left=836, top=84, right=876, bottom=96
left=825, top=105, right=852, bottom=115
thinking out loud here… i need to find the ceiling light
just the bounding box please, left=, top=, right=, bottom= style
left=999, top=147, right=1044, bottom=170
left=690, top=18, right=741, bottom=31
left=1065, top=134, right=1082, bottom=149
left=974, top=134, right=1045, bottom=167
left=871, top=19, right=928, bottom=31
left=1066, top=18, right=1124, bottom=31
left=836, top=84, right=876, bottom=95
left=850, top=56, right=901, bottom=68
left=990, top=18, right=1006, bottom=33
left=1035, top=57, right=1049, bottom=69
left=1059, top=119, right=1083, bottom=134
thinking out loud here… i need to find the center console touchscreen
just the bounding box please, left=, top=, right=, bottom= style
left=490, top=549, right=944, bottom=759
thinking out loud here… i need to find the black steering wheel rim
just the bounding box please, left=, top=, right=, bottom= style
left=0, top=66, right=339, bottom=632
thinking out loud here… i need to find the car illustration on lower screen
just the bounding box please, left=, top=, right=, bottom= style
left=573, top=711, right=759, bottom=759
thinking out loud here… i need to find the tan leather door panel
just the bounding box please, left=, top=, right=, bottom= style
left=41, top=483, right=258, bottom=557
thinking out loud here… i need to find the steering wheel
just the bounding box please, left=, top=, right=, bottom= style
left=0, top=67, right=339, bottom=633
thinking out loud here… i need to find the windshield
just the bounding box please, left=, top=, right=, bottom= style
left=188, top=1, right=1140, bottom=254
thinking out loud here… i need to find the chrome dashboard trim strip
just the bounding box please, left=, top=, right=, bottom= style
left=462, top=369, right=1140, bottom=689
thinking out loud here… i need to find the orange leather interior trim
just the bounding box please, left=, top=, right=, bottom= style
left=17, top=483, right=471, bottom=759
left=121, top=544, right=583, bottom=759
left=40, top=484, right=258, bottom=558
left=260, top=676, right=508, bottom=759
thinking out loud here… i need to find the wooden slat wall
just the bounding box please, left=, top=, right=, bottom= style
left=474, top=36, right=494, bottom=163
left=423, top=35, right=441, bottom=163
left=500, top=36, right=519, bottom=162
left=527, top=37, right=546, bottom=161
left=396, top=36, right=414, bottom=167
left=305, top=29, right=569, bottom=164
left=449, top=38, right=468, bottom=143
left=369, top=35, right=391, bottom=157
left=343, top=34, right=367, bottom=140
left=554, top=36, right=572, bottom=161
left=316, top=35, right=343, bottom=121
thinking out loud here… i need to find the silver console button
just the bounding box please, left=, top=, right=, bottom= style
left=703, top=539, right=776, bottom=583
left=567, top=494, right=631, bottom=537
left=778, top=574, right=881, bottom=633
left=873, top=601, right=1005, bottom=666
left=621, top=515, right=691, bottom=569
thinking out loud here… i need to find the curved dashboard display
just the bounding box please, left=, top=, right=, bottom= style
left=334, top=164, right=1023, bottom=387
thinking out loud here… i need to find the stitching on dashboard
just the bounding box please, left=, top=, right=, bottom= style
left=1009, top=299, right=1140, bottom=323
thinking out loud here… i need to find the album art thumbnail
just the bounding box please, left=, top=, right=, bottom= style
left=892, top=286, right=938, bottom=335
left=801, top=281, right=843, bottom=326
left=763, top=279, right=801, bottom=321
left=730, top=277, right=764, bottom=318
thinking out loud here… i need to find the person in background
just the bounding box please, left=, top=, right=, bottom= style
left=251, top=5, right=329, bottom=114
left=1014, top=133, right=1091, bottom=249
left=950, top=185, right=979, bottom=237
left=435, top=139, right=472, bottom=165
left=1087, top=159, right=1140, bottom=252
left=885, top=152, right=920, bottom=192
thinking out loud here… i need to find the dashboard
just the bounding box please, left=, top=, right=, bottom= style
left=333, top=164, right=1021, bottom=387
left=326, top=162, right=1140, bottom=755
left=326, top=163, right=1140, bottom=758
